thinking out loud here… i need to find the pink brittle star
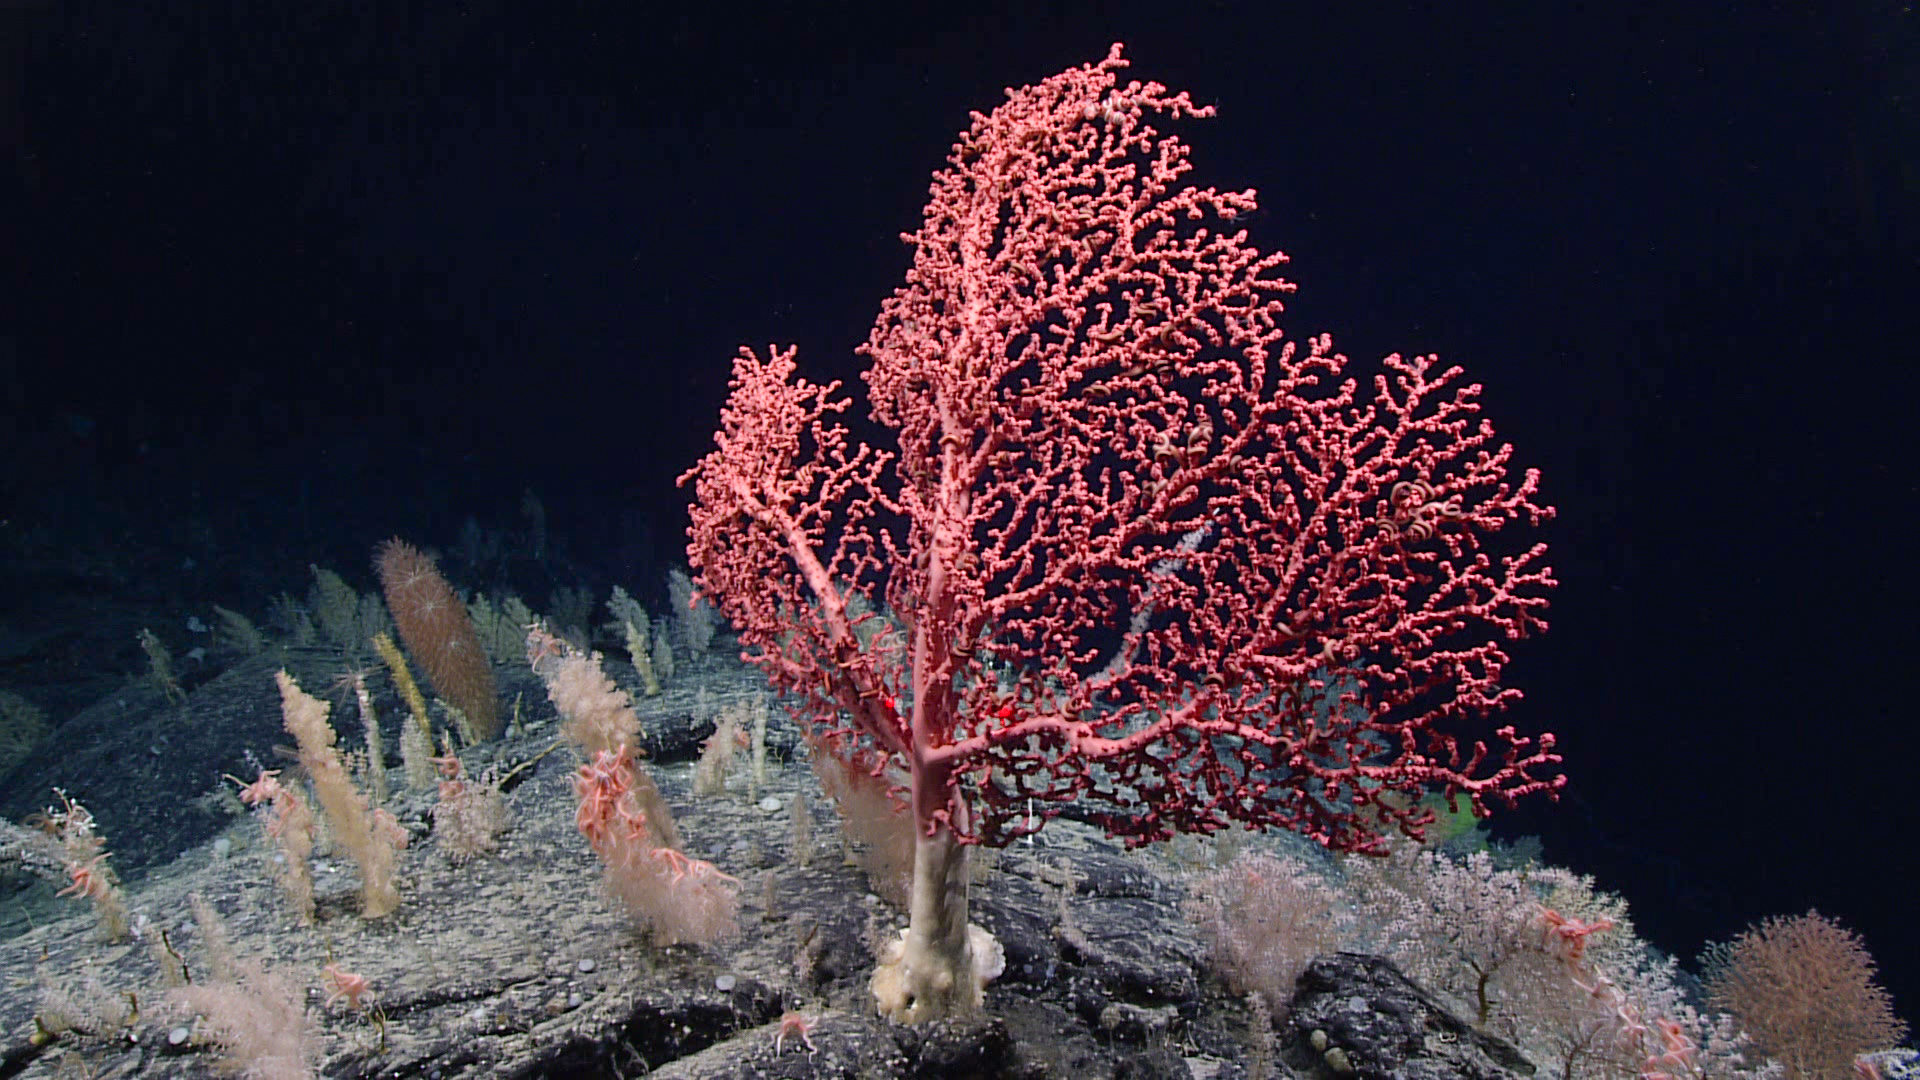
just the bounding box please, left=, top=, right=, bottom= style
left=57, top=855, right=112, bottom=902
left=774, top=1011, right=818, bottom=1056
left=322, top=963, right=373, bottom=1012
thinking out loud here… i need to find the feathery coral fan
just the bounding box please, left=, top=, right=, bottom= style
left=528, top=624, right=738, bottom=945
left=1706, top=910, right=1908, bottom=1080
left=375, top=537, right=500, bottom=739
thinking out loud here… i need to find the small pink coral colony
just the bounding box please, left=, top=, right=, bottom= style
left=683, top=42, right=1559, bottom=1021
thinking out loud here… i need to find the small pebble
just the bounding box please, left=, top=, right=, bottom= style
left=168, top=1026, right=191, bottom=1047
left=715, top=974, right=736, bottom=991
left=576, top=958, right=596, bottom=974
left=757, top=795, right=783, bottom=812
left=567, top=992, right=583, bottom=1008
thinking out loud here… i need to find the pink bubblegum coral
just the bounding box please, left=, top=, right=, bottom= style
left=683, top=43, right=1559, bottom=1020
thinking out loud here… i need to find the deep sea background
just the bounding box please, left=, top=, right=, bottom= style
left=5, top=0, right=1917, bottom=1027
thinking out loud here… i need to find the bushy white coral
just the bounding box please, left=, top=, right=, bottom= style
left=1340, top=839, right=1780, bottom=1079
left=1186, top=852, right=1356, bottom=1021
